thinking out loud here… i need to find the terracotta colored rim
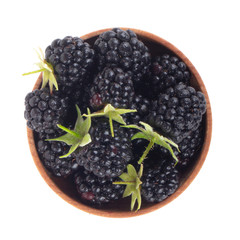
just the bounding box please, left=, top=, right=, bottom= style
left=27, top=28, right=212, bottom=218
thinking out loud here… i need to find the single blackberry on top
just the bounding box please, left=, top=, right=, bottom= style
left=36, top=132, right=79, bottom=177
left=75, top=169, right=124, bottom=205
left=94, top=28, right=151, bottom=86
left=89, top=67, right=135, bottom=110
left=148, top=54, right=191, bottom=98
left=73, top=120, right=133, bottom=178
left=147, top=82, right=206, bottom=143
left=24, top=88, right=69, bottom=134
left=45, top=36, right=95, bottom=93
left=142, top=158, right=179, bottom=203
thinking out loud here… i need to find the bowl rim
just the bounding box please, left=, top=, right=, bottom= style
left=27, top=28, right=212, bottom=218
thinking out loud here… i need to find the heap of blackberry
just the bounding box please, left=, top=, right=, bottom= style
left=45, top=36, right=95, bottom=92
left=73, top=120, right=133, bottom=178
left=142, top=159, right=179, bottom=203
left=149, top=54, right=191, bottom=98
left=24, top=29, right=208, bottom=211
left=89, top=67, right=135, bottom=110
left=147, top=82, right=206, bottom=143
left=94, top=28, right=151, bottom=86
left=75, top=169, right=124, bottom=205
left=24, top=88, right=69, bottom=134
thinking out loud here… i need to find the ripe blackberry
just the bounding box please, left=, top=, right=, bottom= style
left=159, top=125, right=204, bottom=167
left=142, top=159, right=179, bottom=203
left=73, top=120, right=133, bottom=178
left=89, top=67, right=135, bottom=110
left=147, top=82, right=206, bottom=143
left=149, top=54, right=191, bottom=98
left=126, top=95, right=151, bottom=145
left=75, top=169, right=124, bottom=205
left=94, top=28, right=151, bottom=85
left=36, top=132, right=79, bottom=177
left=128, top=94, right=150, bottom=124
left=24, top=88, right=69, bottom=134
left=45, top=36, right=95, bottom=92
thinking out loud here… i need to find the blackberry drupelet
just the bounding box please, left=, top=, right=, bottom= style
left=75, top=169, right=124, bottom=205
left=89, top=67, right=135, bottom=110
left=24, top=88, right=69, bottom=134
left=45, top=36, right=95, bottom=92
left=94, top=28, right=151, bottom=86
left=149, top=54, right=191, bottom=98
left=147, top=82, right=206, bottom=143
left=36, top=132, right=79, bottom=177
left=73, top=120, right=133, bottom=178
left=142, top=159, right=179, bottom=203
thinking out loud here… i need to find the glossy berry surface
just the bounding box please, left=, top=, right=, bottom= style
left=128, top=94, right=150, bottom=124
left=147, top=82, right=206, bottom=143
left=45, top=36, right=95, bottom=91
left=24, top=89, right=69, bottom=134
left=75, top=169, right=124, bottom=205
left=94, top=28, right=151, bottom=85
left=158, top=124, right=204, bottom=168
left=89, top=67, right=135, bottom=109
left=142, top=159, right=179, bottom=203
left=73, top=120, right=133, bottom=178
left=36, top=133, right=79, bottom=177
left=149, top=54, right=191, bottom=98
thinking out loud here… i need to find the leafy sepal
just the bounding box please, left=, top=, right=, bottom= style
left=83, top=104, right=137, bottom=137
left=46, top=106, right=92, bottom=157
left=113, top=164, right=143, bottom=211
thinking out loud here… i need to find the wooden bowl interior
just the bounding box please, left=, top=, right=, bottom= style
left=28, top=28, right=212, bottom=218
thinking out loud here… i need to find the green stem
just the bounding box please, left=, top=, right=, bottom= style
left=109, top=113, right=114, bottom=137
left=138, top=140, right=155, bottom=164
left=112, top=181, right=135, bottom=185
left=22, top=69, right=45, bottom=76
left=57, top=124, right=82, bottom=139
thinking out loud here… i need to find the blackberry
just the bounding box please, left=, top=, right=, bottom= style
left=128, top=94, right=150, bottom=125
left=147, top=82, right=206, bottom=143
left=75, top=169, right=124, bottom=205
left=142, top=159, right=179, bottom=203
left=24, top=88, right=69, bottom=134
left=73, top=120, right=133, bottom=178
left=89, top=67, right=135, bottom=110
left=149, top=54, right=191, bottom=98
left=158, top=125, right=204, bottom=167
left=36, top=132, right=79, bottom=177
left=94, top=28, right=151, bottom=85
left=45, top=36, right=95, bottom=92
left=127, top=95, right=151, bottom=147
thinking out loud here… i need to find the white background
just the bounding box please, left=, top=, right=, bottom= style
left=1, top=0, right=239, bottom=239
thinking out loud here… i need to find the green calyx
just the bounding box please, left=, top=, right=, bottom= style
left=113, top=164, right=143, bottom=211
left=83, top=104, right=137, bottom=137
left=46, top=105, right=92, bottom=158
left=123, top=122, right=180, bottom=165
left=22, top=48, right=58, bottom=93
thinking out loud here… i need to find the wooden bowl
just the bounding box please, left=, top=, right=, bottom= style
left=27, top=28, right=212, bottom=218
